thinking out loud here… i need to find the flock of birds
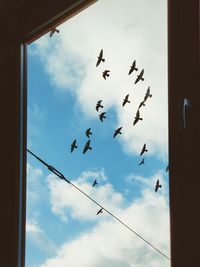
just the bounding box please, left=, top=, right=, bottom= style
left=70, top=49, right=168, bottom=214
left=49, top=27, right=168, bottom=215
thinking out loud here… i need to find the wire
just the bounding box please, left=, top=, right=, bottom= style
left=27, top=149, right=171, bottom=261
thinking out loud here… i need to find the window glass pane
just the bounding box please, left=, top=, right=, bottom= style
left=26, top=1, right=170, bottom=266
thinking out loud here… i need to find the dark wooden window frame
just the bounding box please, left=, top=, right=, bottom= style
left=0, top=0, right=199, bottom=267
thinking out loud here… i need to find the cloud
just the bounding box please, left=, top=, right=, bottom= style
left=40, top=169, right=170, bottom=267
left=46, top=169, right=124, bottom=221
left=30, top=0, right=168, bottom=159
left=26, top=220, right=57, bottom=254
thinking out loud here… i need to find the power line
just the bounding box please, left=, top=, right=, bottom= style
left=27, top=149, right=171, bottom=261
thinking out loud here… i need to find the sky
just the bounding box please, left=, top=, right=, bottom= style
left=26, top=0, right=169, bottom=267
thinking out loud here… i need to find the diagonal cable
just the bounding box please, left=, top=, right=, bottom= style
left=27, top=148, right=170, bottom=261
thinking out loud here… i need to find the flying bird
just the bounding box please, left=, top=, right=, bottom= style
left=92, top=179, right=98, bottom=187
left=96, top=208, right=103, bottom=215
left=96, top=100, right=103, bottom=111
left=49, top=28, right=59, bottom=37
left=144, top=86, right=152, bottom=102
left=128, top=60, right=138, bottom=75
left=83, top=140, right=92, bottom=154
left=139, top=158, right=145, bottom=166
left=155, top=179, right=162, bottom=192
left=96, top=49, right=105, bottom=67
left=102, top=70, right=110, bottom=80
left=113, top=127, right=122, bottom=138
left=85, top=128, right=92, bottom=138
left=99, top=112, right=106, bottom=122
left=140, top=144, right=148, bottom=156
left=133, top=109, right=143, bottom=126
left=122, top=94, right=130, bottom=107
left=138, top=101, right=145, bottom=109
left=134, top=69, right=144, bottom=84
left=71, top=139, right=78, bottom=153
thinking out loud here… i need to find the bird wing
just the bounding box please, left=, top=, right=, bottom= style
left=128, top=66, right=133, bottom=75
left=133, top=117, right=139, bottom=125
left=49, top=30, right=54, bottom=37
left=155, top=185, right=158, bottom=192
left=134, top=76, right=140, bottom=84
left=140, top=69, right=144, bottom=77
left=99, top=49, right=103, bottom=59
left=83, top=146, right=88, bottom=154
left=96, top=58, right=101, bottom=67
left=102, top=72, right=106, bottom=79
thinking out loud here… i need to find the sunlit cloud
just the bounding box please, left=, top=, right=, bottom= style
left=31, top=0, right=167, bottom=159
left=40, top=169, right=170, bottom=267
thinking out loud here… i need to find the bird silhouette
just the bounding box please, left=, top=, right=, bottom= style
left=92, top=179, right=98, bottom=187
left=96, top=49, right=105, bottom=67
left=85, top=128, right=92, bottom=138
left=144, top=86, right=152, bottom=102
left=140, top=144, right=148, bottom=156
left=166, top=165, right=169, bottom=172
left=96, top=100, right=103, bottom=111
left=134, top=69, right=144, bottom=84
left=139, top=158, right=145, bottom=166
left=96, top=208, right=103, bottom=215
left=128, top=60, right=138, bottom=75
left=122, top=94, right=130, bottom=107
left=113, top=127, right=122, bottom=138
left=102, top=70, right=110, bottom=80
left=138, top=101, right=145, bottom=109
left=155, top=179, right=162, bottom=192
left=49, top=28, right=59, bottom=37
left=71, top=139, right=78, bottom=153
left=133, top=109, right=143, bottom=125
left=83, top=140, right=92, bottom=154
left=99, top=112, right=106, bottom=122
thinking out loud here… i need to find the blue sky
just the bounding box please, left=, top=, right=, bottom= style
left=26, top=1, right=169, bottom=267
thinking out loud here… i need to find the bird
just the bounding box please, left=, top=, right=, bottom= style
left=139, top=158, right=145, bottom=165
left=85, top=128, right=92, bottom=138
left=92, top=179, right=98, bottom=187
left=143, top=86, right=152, bottom=102
left=155, top=179, right=162, bottom=192
left=96, top=49, right=105, bottom=67
left=49, top=28, right=59, bottom=37
left=140, top=144, right=148, bottom=156
left=83, top=140, right=92, bottom=154
left=128, top=60, right=138, bottom=75
left=122, top=94, right=130, bottom=107
left=96, top=208, right=103, bottom=215
left=166, top=165, right=169, bottom=172
left=71, top=139, right=77, bottom=153
left=96, top=100, right=103, bottom=111
left=133, top=109, right=143, bottom=125
left=99, top=112, right=106, bottom=122
left=102, top=70, right=110, bottom=80
left=138, top=101, right=145, bottom=109
left=113, top=127, right=122, bottom=138
left=134, top=69, right=144, bottom=84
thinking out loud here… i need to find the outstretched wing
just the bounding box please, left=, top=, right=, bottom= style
left=96, top=49, right=103, bottom=67
left=134, top=75, right=140, bottom=84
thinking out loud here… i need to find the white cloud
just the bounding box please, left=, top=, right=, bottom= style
left=26, top=163, right=44, bottom=207
left=40, top=169, right=170, bottom=267
left=31, top=0, right=168, bottom=159
left=26, top=220, right=57, bottom=254
left=46, top=169, right=124, bottom=221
